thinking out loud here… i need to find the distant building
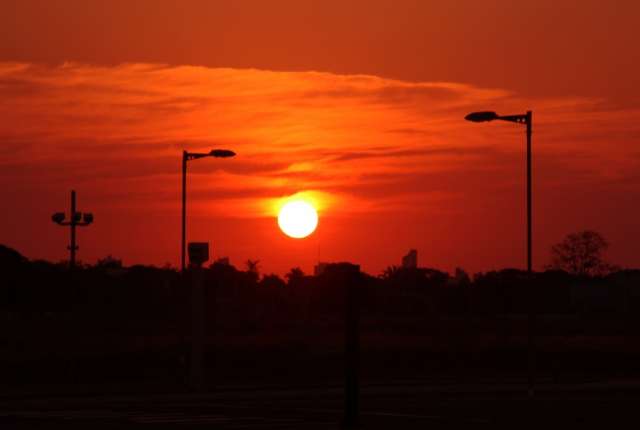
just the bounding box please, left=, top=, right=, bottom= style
left=402, top=249, right=417, bottom=269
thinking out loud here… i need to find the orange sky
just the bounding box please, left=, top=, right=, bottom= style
left=1, top=1, right=639, bottom=275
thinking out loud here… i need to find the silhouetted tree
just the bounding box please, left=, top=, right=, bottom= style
left=95, top=255, right=122, bottom=270
left=245, top=259, right=260, bottom=274
left=285, top=267, right=305, bottom=286
left=453, top=268, right=470, bottom=286
left=245, top=259, right=260, bottom=284
left=473, top=269, right=529, bottom=314
left=260, top=274, right=285, bottom=289
left=380, top=265, right=400, bottom=280
left=0, top=244, right=28, bottom=267
left=548, top=230, right=615, bottom=276
left=0, top=245, right=28, bottom=310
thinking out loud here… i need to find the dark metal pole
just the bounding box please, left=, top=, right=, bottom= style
left=191, top=263, right=205, bottom=390
left=526, top=110, right=534, bottom=396
left=344, top=272, right=360, bottom=428
left=526, top=111, right=532, bottom=275
left=179, top=152, right=189, bottom=387
left=69, top=190, right=77, bottom=269
left=181, top=151, right=187, bottom=273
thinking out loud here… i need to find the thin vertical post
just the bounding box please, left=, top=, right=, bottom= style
left=191, top=264, right=205, bottom=390
left=526, top=110, right=534, bottom=397
left=526, top=111, right=532, bottom=274
left=344, top=268, right=360, bottom=428
left=181, top=151, right=187, bottom=273
left=180, top=152, right=189, bottom=386
left=69, top=190, right=77, bottom=269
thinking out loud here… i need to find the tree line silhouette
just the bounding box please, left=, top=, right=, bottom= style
left=2, top=230, right=640, bottom=389
left=2, top=230, right=637, bottom=332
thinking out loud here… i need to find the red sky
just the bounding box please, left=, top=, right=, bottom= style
left=1, top=1, right=639, bottom=275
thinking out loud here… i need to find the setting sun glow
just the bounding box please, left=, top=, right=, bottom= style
left=277, top=200, right=318, bottom=239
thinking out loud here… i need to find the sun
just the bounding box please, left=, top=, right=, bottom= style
left=278, top=200, right=318, bottom=239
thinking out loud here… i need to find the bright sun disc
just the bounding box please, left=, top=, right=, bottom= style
left=278, top=200, right=318, bottom=238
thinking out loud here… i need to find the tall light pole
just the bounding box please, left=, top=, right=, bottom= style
left=51, top=190, right=94, bottom=269
left=181, top=149, right=236, bottom=273
left=465, top=110, right=534, bottom=395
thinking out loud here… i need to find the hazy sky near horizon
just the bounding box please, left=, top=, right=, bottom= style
left=1, top=1, right=639, bottom=274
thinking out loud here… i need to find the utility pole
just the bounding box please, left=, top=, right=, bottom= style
left=51, top=190, right=94, bottom=269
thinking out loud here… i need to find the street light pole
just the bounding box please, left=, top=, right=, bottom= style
left=180, top=149, right=236, bottom=273
left=526, top=111, right=532, bottom=274
left=178, top=149, right=235, bottom=389
left=525, top=110, right=534, bottom=397
left=465, top=110, right=535, bottom=395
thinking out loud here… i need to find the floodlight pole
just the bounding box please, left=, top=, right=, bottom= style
left=51, top=190, right=93, bottom=269
left=70, top=190, right=77, bottom=268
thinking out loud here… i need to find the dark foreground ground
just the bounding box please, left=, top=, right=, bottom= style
left=4, top=325, right=640, bottom=428
left=3, top=378, right=640, bottom=429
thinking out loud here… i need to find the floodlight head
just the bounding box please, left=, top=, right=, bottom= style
left=209, top=149, right=236, bottom=158
left=52, top=212, right=66, bottom=224
left=83, top=213, right=94, bottom=224
left=465, top=111, right=499, bottom=122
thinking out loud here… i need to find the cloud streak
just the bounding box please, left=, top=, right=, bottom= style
left=1, top=62, right=639, bottom=273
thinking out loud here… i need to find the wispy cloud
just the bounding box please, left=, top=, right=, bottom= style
left=2, top=62, right=638, bottom=209
left=1, top=62, right=639, bottom=271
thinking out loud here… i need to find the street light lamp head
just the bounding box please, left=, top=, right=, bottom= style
left=465, top=111, right=499, bottom=122
left=209, top=149, right=236, bottom=158
left=83, top=213, right=94, bottom=224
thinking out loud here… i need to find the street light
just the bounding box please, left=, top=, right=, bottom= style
left=51, top=190, right=94, bottom=269
left=465, top=110, right=534, bottom=395
left=181, top=149, right=236, bottom=273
